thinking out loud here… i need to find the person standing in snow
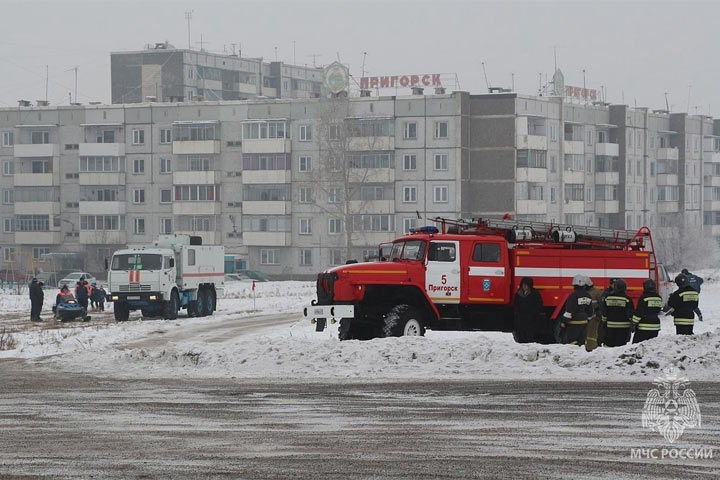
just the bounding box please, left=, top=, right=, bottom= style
left=601, top=278, right=634, bottom=347
left=75, top=280, right=89, bottom=310
left=681, top=268, right=704, bottom=322
left=663, top=273, right=699, bottom=335
left=29, top=278, right=43, bottom=322
left=584, top=276, right=604, bottom=351
left=513, top=277, right=543, bottom=343
left=561, top=275, right=592, bottom=346
left=631, top=279, right=663, bottom=343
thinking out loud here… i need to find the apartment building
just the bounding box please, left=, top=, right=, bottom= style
left=1, top=91, right=718, bottom=278
left=111, top=43, right=326, bottom=104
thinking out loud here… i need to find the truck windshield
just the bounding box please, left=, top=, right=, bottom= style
left=111, top=254, right=163, bottom=271
left=389, top=240, right=426, bottom=261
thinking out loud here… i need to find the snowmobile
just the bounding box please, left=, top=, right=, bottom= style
left=53, top=298, right=91, bottom=322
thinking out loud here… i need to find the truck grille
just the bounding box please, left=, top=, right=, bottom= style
left=118, top=284, right=152, bottom=292
left=316, top=272, right=337, bottom=304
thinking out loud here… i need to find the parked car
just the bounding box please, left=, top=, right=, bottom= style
left=58, top=272, right=96, bottom=288
left=225, top=273, right=253, bottom=283
left=237, top=270, right=270, bottom=282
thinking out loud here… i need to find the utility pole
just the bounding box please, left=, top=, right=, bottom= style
left=45, top=65, right=48, bottom=102
left=293, top=40, right=296, bottom=65
left=307, top=53, right=320, bottom=67
left=185, top=10, right=193, bottom=49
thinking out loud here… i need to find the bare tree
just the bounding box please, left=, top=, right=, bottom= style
left=655, top=226, right=720, bottom=271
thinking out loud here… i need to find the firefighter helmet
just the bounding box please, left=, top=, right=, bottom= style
left=675, top=273, right=689, bottom=287
left=572, top=274, right=585, bottom=287
left=614, top=278, right=627, bottom=292
left=584, top=276, right=594, bottom=287
left=643, top=278, right=657, bottom=291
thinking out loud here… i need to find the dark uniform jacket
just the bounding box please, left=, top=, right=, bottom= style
left=632, top=290, right=663, bottom=331
left=602, top=292, right=634, bottom=328
left=686, top=274, right=704, bottom=293
left=666, top=286, right=699, bottom=325
left=29, top=283, right=44, bottom=304
left=563, top=288, right=593, bottom=325
left=514, top=288, right=543, bottom=324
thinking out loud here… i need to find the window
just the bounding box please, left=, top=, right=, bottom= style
left=174, top=185, right=217, bottom=201
left=3, top=246, right=15, bottom=261
left=472, top=243, right=501, bottom=263
left=32, top=247, right=50, bottom=260
left=434, top=121, right=448, bottom=139
left=328, top=218, right=343, bottom=234
left=637, top=187, right=642, bottom=203
left=428, top=242, right=456, bottom=262
left=433, top=185, right=449, bottom=203
left=160, top=128, right=172, bottom=144
left=299, top=187, right=312, bottom=203
left=626, top=187, right=632, bottom=204
left=597, top=131, right=607, bottom=143
left=133, top=158, right=145, bottom=174
left=133, top=218, right=145, bottom=234
left=359, top=185, right=386, bottom=201
left=242, top=153, right=290, bottom=170
left=586, top=158, right=592, bottom=173
left=330, top=249, right=343, bottom=265
left=564, top=184, right=584, bottom=201
left=2, top=131, right=13, bottom=146
left=31, top=131, right=49, bottom=144
left=328, top=187, right=342, bottom=203
left=299, top=156, right=312, bottom=172
left=403, top=154, right=417, bottom=171
left=14, top=215, right=50, bottom=232
left=549, top=124, right=558, bottom=141
left=549, top=155, right=557, bottom=173
left=347, top=152, right=393, bottom=169
left=161, top=218, right=172, bottom=234
left=160, top=189, right=172, bottom=204
left=550, top=186, right=557, bottom=204
left=329, top=124, right=341, bottom=140
left=351, top=214, right=394, bottom=232
left=403, top=122, right=417, bottom=139
left=636, top=160, right=641, bottom=175
left=403, top=217, right=418, bottom=234
left=346, top=119, right=394, bottom=137
left=300, top=249, right=312, bottom=266
left=80, top=215, right=123, bottom=231
left=175, top=124, right=218, bottom=141
left=517, top=150, right=547, bottom=168
left=657, top=186, right=679, bottom=201
left=2, top=160, right=14, bottom=176
left=434, top=153, right=449, bottom=171
left=188, top=249, right=196, bottom=266
left=97, top=130, right=115, bottom=143
left=299, top=218, right=312, bottom=235
left=241, top=121, right=286, bottom=140
left=79, top=156, right=125, bottom=173
left=260, top=249, right=280, bottom=265
left=31, top=159, right=51, bottom=173
left=403, top=186, right=417, bottom=203
left=3, top=218, right=13, bottom=233
left=2, top=190, right=13, bottom=204
left=595, top=156, right=619, bottom=172
left=564, top=154, right=584, bottom=171
left=160, top=158, right=171, bottom=173
left=299, top=124, right=312, bottom=141
left=132, top=129, right=145, bottom=145
left=132, top=189, right=145, bottom=204
left=596, top=185, right=618, bottom=201
left=586, top=187, right=592, bottom=202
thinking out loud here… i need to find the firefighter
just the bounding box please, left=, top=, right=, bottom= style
left=513, top=277, right=543, bottom=343
left=631, top=278, right=663, bottom=343
left=561, top=275, right=592, bottom=346
left=681, top=268, right=704, bottom=322
left=601, top=278, right=634, bottom=347
left=584, top=276, right=604, bottom=352
left=663, top=273, right=699, bottom=335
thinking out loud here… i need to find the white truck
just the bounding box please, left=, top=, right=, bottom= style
left=107, top=234, right=225, bottom=321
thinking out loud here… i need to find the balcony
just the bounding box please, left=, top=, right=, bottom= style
left=242, top=231, right=291, bottom=247
left=516, top=135, right=547, bottom=150
left=348, top=200, right=395, bottom=215
left=14, top=231, right=62, bottom=245
left=563, top=141, right=584, bottom=155
left=704, top=176, right=720, bottom=187
left=242, top=170, right=291, bottom=184
left=347, top=136, right=395, bottom=151
left=172, top=202, right=221, bottom=216
left=79, top=172, right=126, bottom=185
left=172, top=140, right=221, bottom=155
left=708, top=225, right=720, bottom=237
left=78, top=143, right=125, bottom=157
left=595, top=143, right=619, bottom=156
left=174, top=231, right=221, bottom=245
left=79, top=201, right=126, bottom=215
left=657, top=148, right=679, bottom=161
left=13, top=202, right=59, bottom=215
left=595, top=200, right=619, bottom=214
left=516, top=167, right=547, bottom=183
left=705, top=152, right=720, bottom=163
left=595, top=172, right=620, bottom=185
left=656, top=174, right=678, bottom=186
left=79, top=231, right=127, bottom=245
left=516, top=200, right=547, bottom=215
left=242, top=201, right=292, bottom=215
left=14, top=143, right=58, bottom=157
left=657, top=201, right=680, bottom=213
left=173, top=171, right=219, bottom=185
left=562, top=171, right=585, bottom=184
left=704, top=200, right=720, bottom=212
left=13, top=173, right=55, bottom=187
left=563, top=200, right=584, bottom=214
left=242, top=139, right=291, bottom=154
left=348, top=168, right=395, bottom=184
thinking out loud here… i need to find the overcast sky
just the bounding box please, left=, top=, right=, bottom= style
left=1, top=0, right=718, bottom=115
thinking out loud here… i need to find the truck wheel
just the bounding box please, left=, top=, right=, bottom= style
left=339, top=318, right=354, bottom=340
left=206, top=289, right=216, bottom=315
left=114, top=302, right=130, bottom=322
left=164, top=291, right=179, bottom=320
left=382, top=304, right=425, bottom=338
left=197, top=288, right=209, bottom=317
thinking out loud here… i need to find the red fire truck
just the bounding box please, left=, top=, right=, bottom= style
left=303, top=217, right=666, bottom=342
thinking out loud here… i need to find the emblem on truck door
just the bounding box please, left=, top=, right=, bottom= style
left=483, top=279, right=491, bottom=291
left=129, top=270, right=140, bottom=283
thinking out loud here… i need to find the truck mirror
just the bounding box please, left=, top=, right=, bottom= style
left=104, top=259, right=109, bottom=271
left=169, top=258, right=175, bottom=268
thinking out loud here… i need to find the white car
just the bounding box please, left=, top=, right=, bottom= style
left=58, top=272, right=97, bottom=288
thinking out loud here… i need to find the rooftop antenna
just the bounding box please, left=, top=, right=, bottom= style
left=511, top=72, right=514, bottom=92
left=481, top=61, right=490, bottom=91
left=45, top=65, right=48, bottom=102
left=686, top=83, right=692, bottom=113
left=307, top=53, right=320, bottom=67
left=184, top=10, right=193, bottom=49
left=65, top=66, right=78, bottom=103
left=293, top=40, right=296, bottom=65
left=274, top=46, right=278, bottom=62
left=361, top=51, right=367, bottom=79
left=231, top=43, right=236, bottom=56
left=195, top=33, right=207, bottom=51
left=582, top=69, right=586, bottom=101
left=664, top=92, right=670, bottom=112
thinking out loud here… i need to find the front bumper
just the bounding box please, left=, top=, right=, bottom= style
left=108, top=292, right=164, bottom=303
left=303, top=304, right=355, bottom=331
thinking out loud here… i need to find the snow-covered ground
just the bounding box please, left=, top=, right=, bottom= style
left=2, top=271, right=719, bottom=382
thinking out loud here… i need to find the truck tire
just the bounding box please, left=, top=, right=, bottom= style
left=164, top=291, right=179, bottom=320
left=339, top=318, right=354, bottom=340
left=382, top=304, right=425, bottom=338
left=197, top=288, right=209, bottom=317
left=114, top=302, right=130, bottom=322
left=206, top=288, right=216, bottom=315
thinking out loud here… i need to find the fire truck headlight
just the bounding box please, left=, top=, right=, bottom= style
left=149, top=295, right=157, bottom=300
left=111, top=295, right=119, bottom=301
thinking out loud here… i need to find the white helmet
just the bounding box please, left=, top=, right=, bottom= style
left=584, top=276, right=594, bottom=287
left=572, top=274, right=585, bottom=287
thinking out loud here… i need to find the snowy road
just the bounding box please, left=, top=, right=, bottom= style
left=1, top=359, right=718, bottom=479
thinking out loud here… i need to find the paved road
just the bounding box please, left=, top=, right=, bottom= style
left=1, top=360, right=718, bottom=479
